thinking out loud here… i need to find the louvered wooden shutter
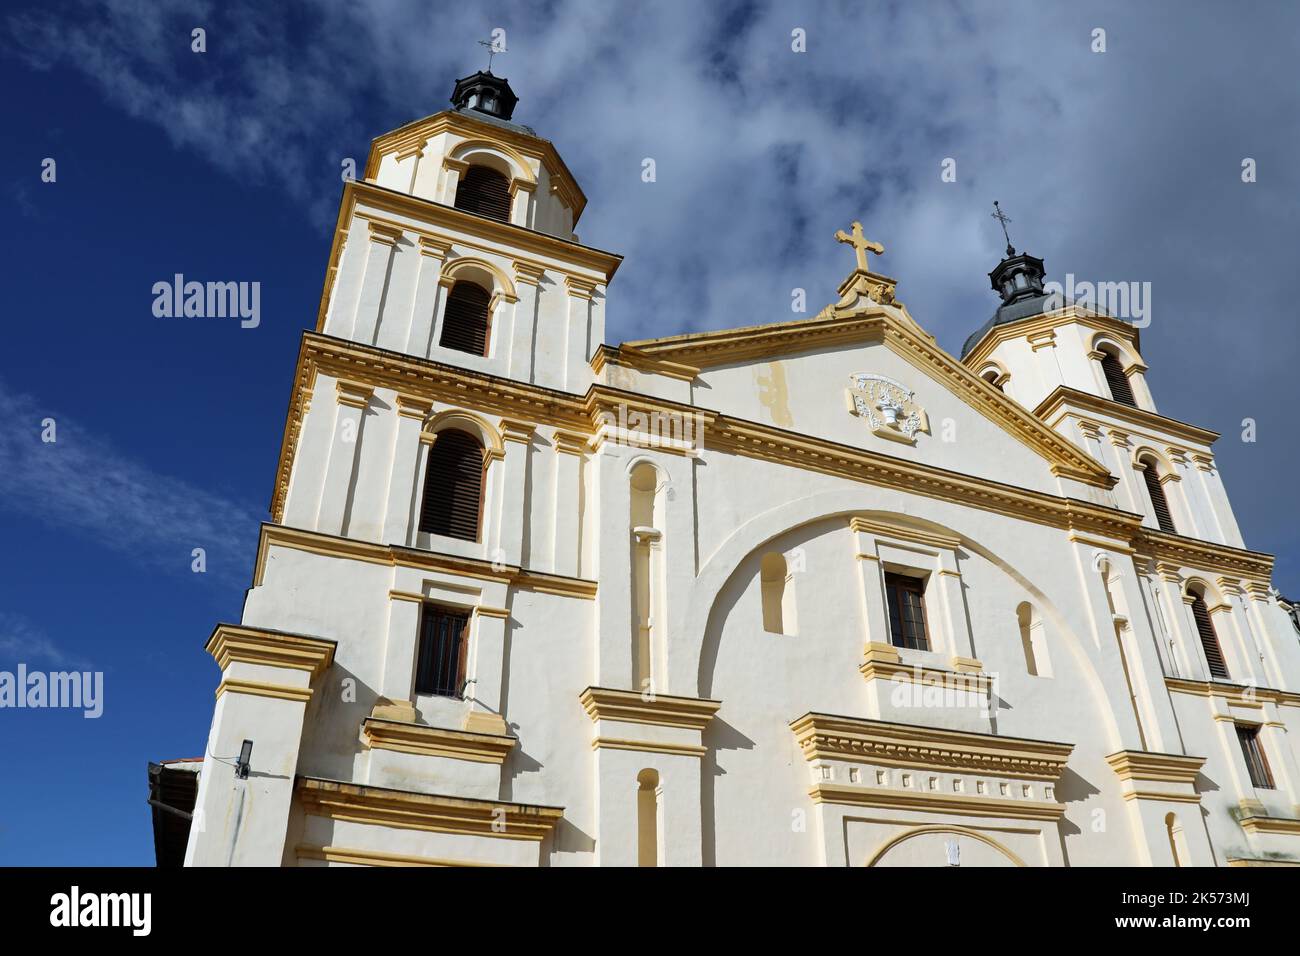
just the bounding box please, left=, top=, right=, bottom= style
left=419, top=428, right=485, bottom=541
left=439, top=282, right=491, bottom=356
left=1100, top=351, right=1136, bottom=406
left=454, top=166, right=512, bottom=223
left=1141, top=463, right=1177, bottom=533
left=1191, top=593, right=1229, bottom=680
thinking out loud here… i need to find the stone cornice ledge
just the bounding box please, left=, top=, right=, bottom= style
left=296, top=776, right=563, bottom=841
left=790, top=712, right=1074, bottom=782
left=361, top=717, right=517, bottom=765
left=1105, top=750, right=1206, bottom=785
left=205, top=624, right=336, bottom=677
left=579, top=686, right=721, bottom=731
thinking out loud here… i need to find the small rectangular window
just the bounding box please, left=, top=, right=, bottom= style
left=414, top=605, right=471, bottom=698
left=884, top=572, right=930, bottom=651
left=1236, top=724, right=1275, bottom=790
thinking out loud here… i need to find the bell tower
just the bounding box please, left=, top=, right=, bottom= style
left=315, top=72, right=620, bottom=394
left=960, top=207, right=1244, bottom=549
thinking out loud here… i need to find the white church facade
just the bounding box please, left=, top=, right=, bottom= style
left=175, top=72, right=1300, bottom=867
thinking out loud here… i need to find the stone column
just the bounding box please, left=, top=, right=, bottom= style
left=373, top=591, right=423, bottom=723
left=184, top=626, right=334, bottom=867
left=439, top=157, right=468, bottom=205
left=351, top=220, right=403, bottom=346
left=1108, top=557, right=1183, bottom=753
left=381, top=394, right=433, bottom=547
left=509, top=178, right=536, bottom=228
left=322, top=229, right=362, bottom=338
left=1192, top=453, right=1245, bottom=547
left=316, top=379, right=373, bottom=535
left=283, top=383, right=332, bottom=529
left=563, top=276, right=598, bottom=393
left=1152, top=562, right=1196, bottom=679
left=848, top=522, right=890, bottom=648
left=552, top=430, right=588, bottom=577
left=429, top=274, right=457, bottom=353
left=593, top=443, right=635, bottom=690
left=1217, top=577, right=1268, bottom=687
left=405, top=237, right=451, bottom=358
left=933, top=552, right=977, bottom=663
left=465, top=605, right=510, bottom=735
left=1162, top=447, right=1203, bottom=538
left=494, top=420, right=534, bottom=567
left=1125, top=359, right=1157, bottom=413
left=510, top=262, right=545, bottom=383
left=1104, top=429, right=1142, bottom=517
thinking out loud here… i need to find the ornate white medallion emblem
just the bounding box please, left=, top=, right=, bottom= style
left=845, top=373, right=929, bottom=445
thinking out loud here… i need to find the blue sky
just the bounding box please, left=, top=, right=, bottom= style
left=1, top=1, right=1297, bottom=864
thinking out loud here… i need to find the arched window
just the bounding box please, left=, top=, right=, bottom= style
left=439, top=281, right=492, bottom=356
left=637, top=769, right=660, bottom=867
left=760, top=552, right=797, bottom=635
left=1017, top=602, right=1051, bottom=677
left=454, top=165, right=512, bottom=223
left=982, top=370, right=1004, bottom=392
left=1139, top=458, right=1177, bottom=533
left=1099, top=349, right=1136, bottom=407
left=1189, top=588, right=1229, bottom=680
left=419, top=428, right=485, bottom=541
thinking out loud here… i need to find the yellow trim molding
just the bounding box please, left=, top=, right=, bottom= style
left=1034, top=386, right=1219, bottom=447
left=361, top=717, right=517, bottom=764
left=579, top=686, right=722, bottom=731
left=215, top=678, right=312, bottom=703
left=294, top=843, right=503, bottom=867
left=1122, top=790, right=1202, bottom=804
left=1237, top=813, right=1300, bottom=836
left=1165, top=677, right=1300, bottom=708
left=590, top=737, right=708, bottom=758
left=809, top=782, right=1067, bottom=821
left=296, top=776, right=563, bottom=842
left=791, top=712, right=1074, bottom=781
left=205, top=624, right=336, bottom=677
left=363, top=109, right=587, bottom=219
left=623, top=309, right=1113, bottom=487
left=864, top=824, right=1028, bottom=867
left=1105, top=750, right=1205, bottom=785
left=858, top=643, right=993, bottom=695
left=961, top=307, right=1139, bottom=373
left=252, top=523, right=598, bottom=600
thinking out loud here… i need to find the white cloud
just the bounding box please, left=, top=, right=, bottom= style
left=0, top=377, right=261, bottom=585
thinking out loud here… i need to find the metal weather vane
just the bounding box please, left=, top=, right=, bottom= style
left=991, top=200, right=1015, bottom=257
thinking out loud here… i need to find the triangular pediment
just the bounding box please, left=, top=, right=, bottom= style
left=620, top=300, right=1114, bottom=490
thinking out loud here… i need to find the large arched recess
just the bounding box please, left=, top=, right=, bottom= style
left=677, top=487, right=1125, bottom=750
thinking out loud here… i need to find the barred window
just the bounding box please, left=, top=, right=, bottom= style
left=414, top=604, right=471, bottom=699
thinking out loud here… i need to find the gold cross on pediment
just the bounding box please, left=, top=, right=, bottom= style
left=834, top=221, right=884, bottom=273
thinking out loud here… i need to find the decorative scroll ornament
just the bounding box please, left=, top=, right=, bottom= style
left=845, top=373, right=930, bottom=445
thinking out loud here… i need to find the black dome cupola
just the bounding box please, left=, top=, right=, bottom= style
left=450, top=71, right=519, bottom=121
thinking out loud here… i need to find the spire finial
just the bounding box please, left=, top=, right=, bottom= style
left=477, top=36, right=506, bottom=72
left=834, top=220, right=885, bottom=273
left=991, top=200, right=1015, bottom=257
